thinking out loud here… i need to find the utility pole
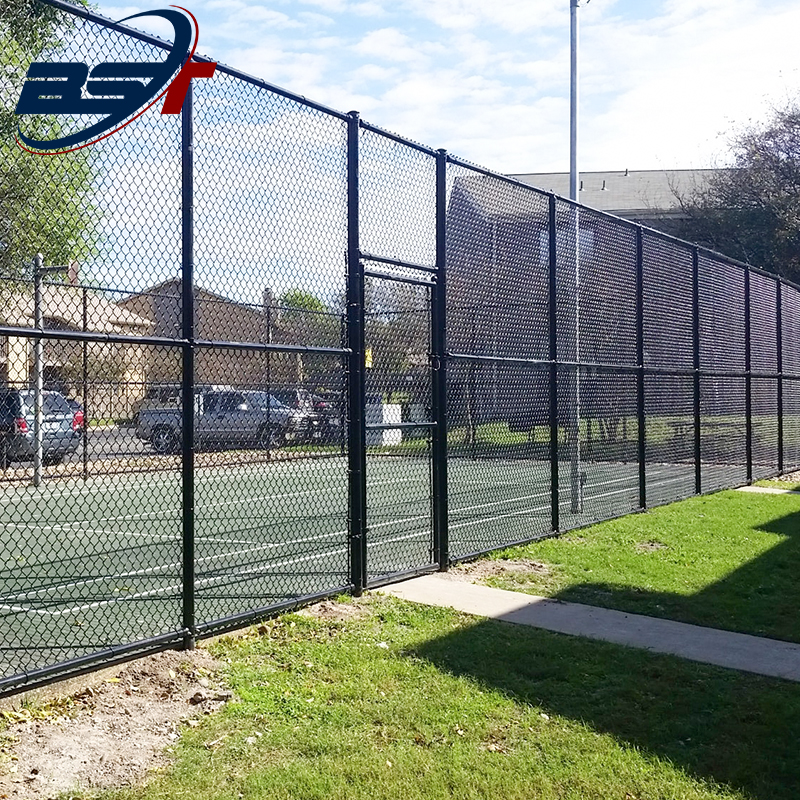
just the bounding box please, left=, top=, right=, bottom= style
left=570, top=0, right=583, bottom=203
left=569, top=0, right=587, bottom=513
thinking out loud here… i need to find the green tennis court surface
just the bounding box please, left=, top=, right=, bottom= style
left=0, top=454, right=737, bottom=678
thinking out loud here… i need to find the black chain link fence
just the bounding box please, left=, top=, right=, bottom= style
left=1, top=0, right=799, bottom=695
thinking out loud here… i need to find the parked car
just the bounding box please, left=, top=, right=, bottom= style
left=270, top=387, right=315, bottom=414
left=135, top=389, right=310, bottom=454
left=66, top=397, right=84, bottom=426
left=0, top=389, right=83, bottom=468
left=129, top=383, right=233, bottom=426
left=271, top=387, right=343, bottom=443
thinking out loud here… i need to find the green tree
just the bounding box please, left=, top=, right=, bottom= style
left=674, top=101, right=800, bottom=282
left=0, top=0, right=97, bottom=277
left=278, top=288, right=327, bottom=317
left=277, top=288, right=340, bottom=383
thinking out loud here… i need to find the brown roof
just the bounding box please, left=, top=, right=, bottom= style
left=2, top=284, right=153, bottom=333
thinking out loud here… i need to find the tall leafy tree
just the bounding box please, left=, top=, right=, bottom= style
left=0, top=0, right=97, bottom=276
left=277, top=288, right=340, bottom=383
left=674, top=101, right=800, bottom=282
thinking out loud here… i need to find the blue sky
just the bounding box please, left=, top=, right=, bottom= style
left=93, top=0, right=800, bottom=173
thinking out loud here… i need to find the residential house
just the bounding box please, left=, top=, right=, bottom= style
left=0, top=281, right=153, bottom=418
left=116, top=279, right=312, bottom=390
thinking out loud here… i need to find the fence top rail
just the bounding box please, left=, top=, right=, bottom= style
left=38, top=0, right=349, bottom=121
left=445, top=157, right=800, bottom=296
left=35, top=0, right=800, bottom=299
left=359, top=120, right=439, bottom=157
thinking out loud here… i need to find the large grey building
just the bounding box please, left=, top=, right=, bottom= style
left=508, top=169, right=718, bottom=228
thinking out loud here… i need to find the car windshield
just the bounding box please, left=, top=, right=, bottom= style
left=249, top=392, right=288, bottom=409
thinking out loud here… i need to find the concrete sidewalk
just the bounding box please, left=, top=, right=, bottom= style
left=380, top=575, right=800, bottom=682
left=737, top=484, right=800, bottom=495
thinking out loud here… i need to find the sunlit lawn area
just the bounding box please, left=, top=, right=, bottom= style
left=97, top=596, right=800, bottom=800
left=489, top=489, right=800, bottom=642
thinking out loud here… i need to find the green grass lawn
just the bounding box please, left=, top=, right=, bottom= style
left=97, top=597, right=800, bottom=800
left=487, top=490, right=800, bottom=642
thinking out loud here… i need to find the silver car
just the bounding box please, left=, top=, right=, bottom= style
left=136, top=389, right=306, bottom=454
left=0, top=389, right=82, bottom=468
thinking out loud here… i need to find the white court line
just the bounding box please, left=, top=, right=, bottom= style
left=449, top=470, right=695, bottom=533
left=0, top=474, right=406, bottom=529
left=0, top=456, right=351, bottom=504
left=0, top=528, right=349, bottom=605
left=0, top=465, right=705, bottom=615
left=0, top=544, right=350, bottom=617
left=195, top=474, right=419, bottom=512
left=0, top=522, right=175, bottom=541
left=448, top=464, right=680, bottom=499
left=448, top=466, right=653, bottom=518
left=5, top=511, right=431, bottom=608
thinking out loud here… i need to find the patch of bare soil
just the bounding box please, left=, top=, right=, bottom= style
left=443, top=559, right=551, bottom=583
left=296, top=596, right=372, bottom=622
left=0, top=648, right=229, bottom=799
left=635, top=540, right=668, bottom=552
left=767, top=470, right=800, bottom=485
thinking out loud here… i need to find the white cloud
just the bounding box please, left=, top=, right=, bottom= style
left=398, top=0, right=565, bottom=32
left=354, top=28, right=442, bottom=65
left=89, top=0, right=800, bottom=175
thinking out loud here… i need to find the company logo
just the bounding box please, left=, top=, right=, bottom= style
left=14, top=6, right=216, bottom=154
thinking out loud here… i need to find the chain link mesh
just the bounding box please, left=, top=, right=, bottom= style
left=2, top=0, right=799, bottom=695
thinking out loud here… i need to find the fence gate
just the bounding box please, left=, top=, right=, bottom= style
left=363, top=267, right=438, bottom=585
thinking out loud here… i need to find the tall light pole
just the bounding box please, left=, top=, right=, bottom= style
left=568, top=0, right=587, bottom=513
left=569, top=0, right=584, bottom=204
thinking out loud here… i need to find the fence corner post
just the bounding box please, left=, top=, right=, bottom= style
left=744, top=266, right=753, bottom=484
left=692, top=247, right=702, bottom=495
left=777, top=279, right=784, bottom=474
left=548, top=195, right=559, bottom=533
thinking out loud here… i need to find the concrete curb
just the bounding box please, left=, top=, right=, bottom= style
left=380, top=575, right=800, bottom=682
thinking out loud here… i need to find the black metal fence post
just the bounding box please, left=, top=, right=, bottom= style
left=745, top=267, right=753, bottom=484
left=346, top=111, right=367, bottom=594
left=635, top=227, right=646, bottom=509
left=82, top=287, right=89, bottom=482
left=432, top=149, right=449, bottom=570
left=777, top=279, right=784, bottom=474
left=181, top=83, right=196, bottom=650
left=692, top=247, right=702, bottom=494
left=548, top=194, right=559, bottom=532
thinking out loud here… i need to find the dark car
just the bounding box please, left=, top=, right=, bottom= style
left=271, top=387, right=342, bottom=443
left=0, top=389, right=83, bottom=468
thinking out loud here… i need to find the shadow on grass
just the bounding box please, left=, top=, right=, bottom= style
left=551, top=509, right=800, bottom=643
left=412, top=614, right=800, bottom=800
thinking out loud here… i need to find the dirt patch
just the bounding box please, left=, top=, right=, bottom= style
left=443, top=559, right=551, bottom=583
left=765, top=470, right=800, bottom=485
left=635, top=540, right=668, bottom=552
left=296, top=597, right=372, bottom=622
left=0, top=648, right=229, bottom=799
